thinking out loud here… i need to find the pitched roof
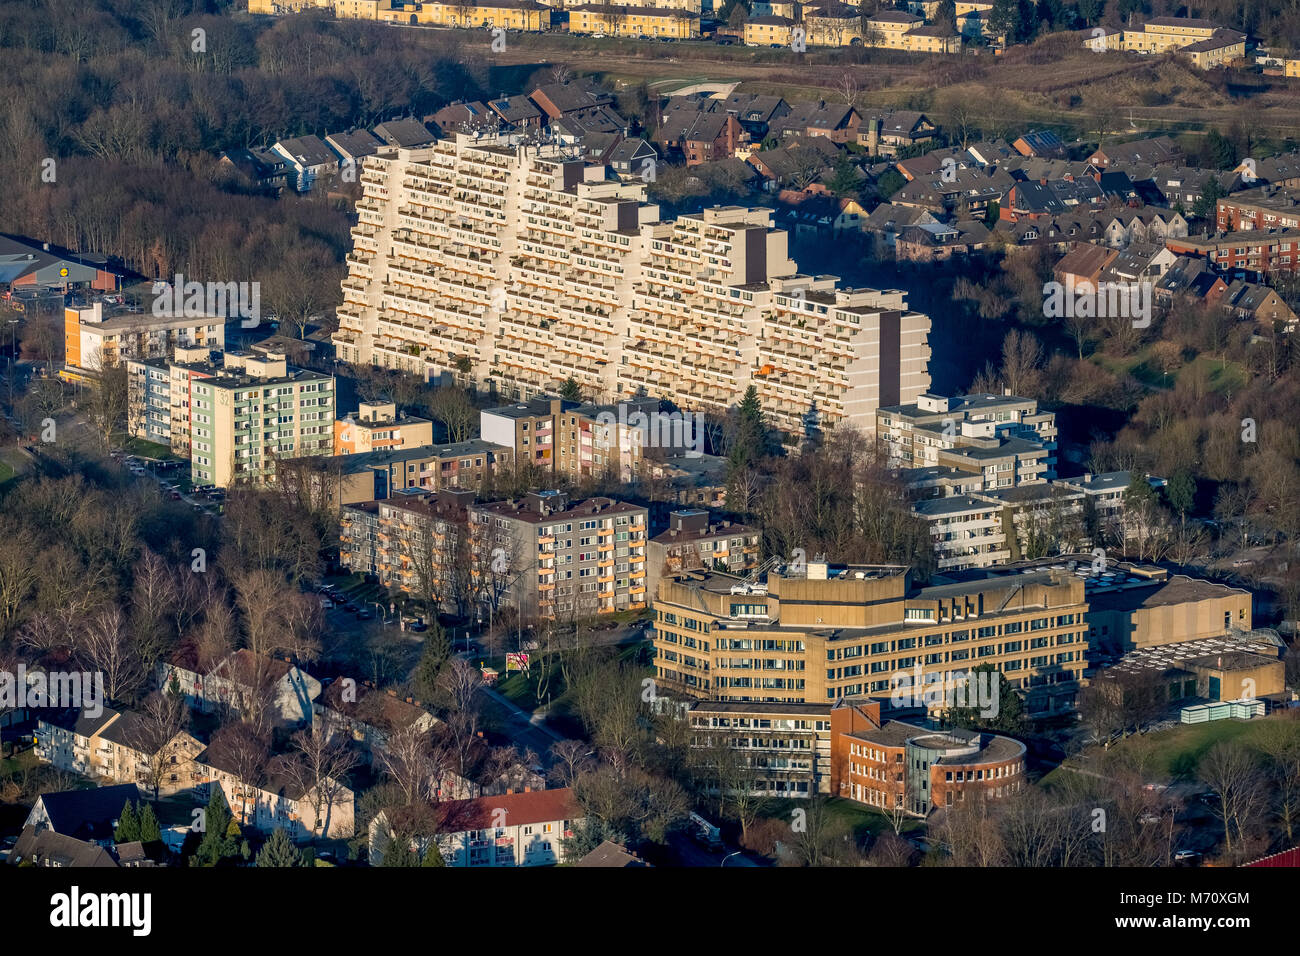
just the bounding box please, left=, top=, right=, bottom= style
left=274, top=135, right=337, bottom=168
left=317, top=681, right=435, bottom=735
left=436, top=787, right=582, bottom=832
left=10, top=826, right=119, bottom=867
left=575, top=840, right=652, bottom=867
left=33, top=784, right=140, bottom=841
left=372, top=119, right=437, bottom=148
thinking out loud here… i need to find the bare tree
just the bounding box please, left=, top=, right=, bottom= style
left=280, top=726, right=360, bottom=837
left=1199, top=741, right=1268, bottom=860
left=549, top=739, right=596, bottom=789
left=208, top=722, right=270, bottom=825
left=427, top=386, right=477, bottom=443
left=378, top=723, right=440, bottom=805
left=125, top=691, right=189, bottom=797
left=78, top=605, right=146, bottom=702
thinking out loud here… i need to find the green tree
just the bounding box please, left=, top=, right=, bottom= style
left=873, top=167, right=906, bottom=199
left=420, top=843, right=445, bottom=866
left=257, top=827, right=307, bottom=867
left=381, top=835, right=419, bottom=867
left=826, top=155, right=861, bottom=198
left=115, top=801, right=140, bottom=844
left=138, top=803, right=161, bottom=845
left=1205, top=129, right=1237, bottom=170
left=1167, top=470, right=1196, bottom=520
left=414, top=620, right=453, bottom=701
left=1191, top=176, right=1226, bottom=221
left=943, top=664, right=1025, bottom=733
left=729, top=385, right=769, bottom=471
left=983, top=200, right=1000, bottom=227
left=558, top=377, right=583, bottom=401
left=192, top=789, right=239, bottom=866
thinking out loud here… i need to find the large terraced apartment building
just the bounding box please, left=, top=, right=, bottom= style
left=333, top=131, right=932, bottom=438
left=652, top=558, right=1090, bottom=716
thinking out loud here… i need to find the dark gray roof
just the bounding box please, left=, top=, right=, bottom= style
left=33, top=784, right=140, bottom=841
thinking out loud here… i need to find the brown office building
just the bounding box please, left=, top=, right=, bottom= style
left=652, top=558, right=1089, bottom=716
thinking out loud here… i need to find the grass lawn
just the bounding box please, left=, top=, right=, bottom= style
left=758, top=797, right=925, bottom=843
left=1084, top=713, right=1300, bottom=781
left=122, top=436, right=183, bottom=460
left=0, top=460, right=14, bottom=485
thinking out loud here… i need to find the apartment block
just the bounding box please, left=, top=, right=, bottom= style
left=334, top=131, right=932, bottom=440
left=481, top=394, right=696, bottom=482
left=187, top=351, right=335, bottom=487
left=335, top=400, right=433, bottom=454
left=63, top=301, right=225, bottom=383
left=686, top=701, right=832, bottom=798
left=304, top=438, right=511, bottom=507
left=470, top=491, right=649, bottom=619
left=652, top=558, right=1090, bottom=716
left=567, top=5, right=700, bottom=37
left=647, top=509, right=760, bottom=598
left=341, top=489, right=476, bottom=608
left=1166, top=229, right=1300, bottom=279
left=1121, top=18, right=1245, bottom=67
left=877, top=391, right=1058, bottom=485
left=1217, top=186, right=1300, bottom=232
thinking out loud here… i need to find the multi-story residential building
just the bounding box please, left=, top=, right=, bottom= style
left=369, top=788, right=583, bottom=867
left=185, top=350, right=335, bottom=487
left=470, top=491, right=649, bottom=619
left=344, top=489, right=477, bottom=609
left=1054, top=471, right=1130, bottom=531
left=652, top=558, right=1090, bottom=715
left=333, top=132, right=933, bottom=440
left=742, top=15, right=794, bottom=46
left=63, top=300, right=225, bottom=383
left=480, top=394, right=693, bottom=482
left=1217, top=186, right=1300, bottom=232
left=647, top=509, right=760, bottom=598
left=830, top=697, right=1026, bottom=814
left=271, top=134, right=340, bottom=192
left=157, top=649, right=321, bottom=730
left=335, top=400, right=433, bottom=454
left=312, top=681, right=439, bottom=765
left=408, top=0, right=550, bottom=30
left=913, top=494, right=1011, bottom=570
left=877, top=392, right=1058, bottom=486
left=567, top=5, right=699, bottom=37
left=95, top=713, right=206, bottom=798
left=1121, top=18, right=1245, bottom=68
left=197, top=749, right=355, bottom=840
left=687, top=701, right=832, bottom=797
left=1166, top=229, right=1300, bottom=279
left=34, top=709, right=123, bottom=778
left=301, top=438, right=511, bottom=507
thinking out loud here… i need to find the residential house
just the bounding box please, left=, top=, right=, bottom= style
left=313, top=681, right=439, bottom=763
left=1086, top=136, right=1184, bottom=169
left=372, top=118, right=437, bottom=148
left=22, top=784, right=141, bottom=847
left=271, top=134, right=340, bottom=192
left=370, top=787, right=583, bottom=867
left=1012, top=129, right=1067, bottom=159
left=156, top=648, right=321, bottom=730
left=8, top=827, right=119, bottom=867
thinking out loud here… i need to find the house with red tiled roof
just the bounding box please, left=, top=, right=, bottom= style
left=368, top=787, right=585, bottom=867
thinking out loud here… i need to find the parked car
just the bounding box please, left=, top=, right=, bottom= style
left=1174, top=849, right=1202, bottom=863
left=343, top=602, right=359, bottom=613
left=407, top=620, right=427, bottom=632
left=356, top=608, right=374, bottom=620
left=168, top=491, right=181, bottom=500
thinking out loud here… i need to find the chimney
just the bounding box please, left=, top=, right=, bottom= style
left=524, top=785, right=532, bottom=793
left=387, top=689, right=397, bottom=697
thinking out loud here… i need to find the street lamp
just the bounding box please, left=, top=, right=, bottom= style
left=721, top=851, right=741, bottom=867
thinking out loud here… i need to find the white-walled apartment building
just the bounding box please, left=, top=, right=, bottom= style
left=333, top=131, right=932, bottom=439
left=877, top=392, right=1058, bottom=489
